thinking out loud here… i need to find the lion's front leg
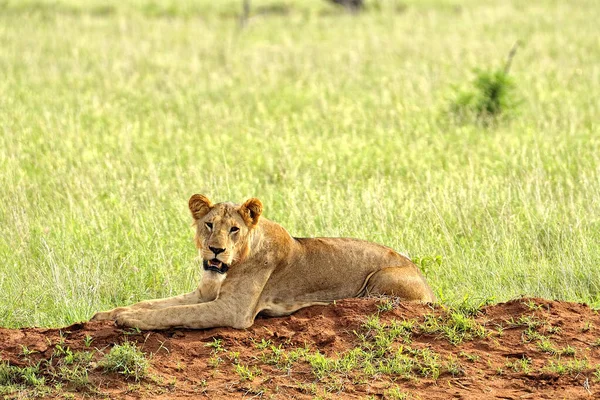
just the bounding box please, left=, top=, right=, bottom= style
left=90, top=289, right=203, bottom=322
left=108, top=264, right=272, bottom=329
left=91, top=270, right=228, bottom=322
left=115, top=299, right=253, bottom=330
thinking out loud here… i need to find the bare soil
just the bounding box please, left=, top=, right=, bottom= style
left=1, top=297, right=599, bottom=399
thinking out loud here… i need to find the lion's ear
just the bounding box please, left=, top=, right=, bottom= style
left=189, top=194, right=213, bottom=220
left=239, top=198, right=263, bottom=227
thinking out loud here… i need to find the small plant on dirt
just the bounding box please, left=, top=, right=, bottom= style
left=509, top=315, right=545, bottom=330
left=362, top=314, right=385, bottom=332
left=205, top=338, right=225, bottom=353
left=409, top=347, right=442, bottom=379
left=459, top=351, right=480, bottom=363
left=234, top=363, right=261, bottom=382
left=20, top=364, right=46, bottom=387
left=374, top=351, right=413, bottom=377
left=20, top=345, right=37, bottom=357
left=377, top=297, right=395, bottom=312
left=324, top=375, right=345, bottom=393
left=296, top=382, right=318, bottom=395
left=536, top=338, right=558, bottom=355
left=560, top=345, right=576, bottom=357
left=208, top=354, right=224, bottom=368
left=454, top=296, right=495, bottom=317
left=419, top=311, right=487, bottom=345
left=60, top=390, right=76, bottom=399
left=123, top=327, right=142, bottom=335
left=449, top=42, right=520, bottom=124
left=547, top=325, right=562, bottom=335
left=524, top=327, right=553, bottom=347
left=505, top=357, right=532, bottom=374
left=283, top=346, right=310, bottom=370
left=523, top=300, right=544, bottom=311
left=258, top=343, right=309, bottom=371
left=306, top=352, right=339, bottom=379
left=546, top=358, right=590, bottom=375
left=360, top=315, right=403, bottom=355
left=496, top=326, right=504, bottom=336
left=53, top=344, right=70, bottom=358
left=385, top=386, right=409, bottom=399
left=445, top=355, right=465, bottom=377
left=56, top=364, right=90, bottom=389
left=0, top=361, right=22, bottom=387
left=392, top=320, right=416, bottom=344
left=259, top=344, right=284, bottom=365
left=99, top=342, right=149, bottom=381
left=57, top=331, right=67, bottom=345
left=0, top=361, right=46, bottom=392
left=227, top=351, right=241, bottom=364
left=45, top=344, right=96, bottom=392
left=581, top=321, right=594, bottom=332
left=197, top=379, right=208, bottom=393
left=83, top=335, right=94, bottom=347
left=252, top=338, right=272, bottom=350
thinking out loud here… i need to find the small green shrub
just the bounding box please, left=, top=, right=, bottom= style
left=99, top=342, right=149, bottom=381
left=450, top=43, right=520, bottom=124
left=452, top=70, right=517, bottom=120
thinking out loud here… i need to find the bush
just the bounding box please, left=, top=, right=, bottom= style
left=99, top=342, right=149, bottom=381
left=450, top=43, right=520, bottom=124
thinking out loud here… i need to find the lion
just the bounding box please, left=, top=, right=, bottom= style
left=91, top=195, right=435, bottom=330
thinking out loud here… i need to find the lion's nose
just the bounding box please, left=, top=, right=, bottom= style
left=209, top=246, right=226, bottom=255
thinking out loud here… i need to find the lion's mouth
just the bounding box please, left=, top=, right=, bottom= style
left=203, top=259, right=229, bottom=274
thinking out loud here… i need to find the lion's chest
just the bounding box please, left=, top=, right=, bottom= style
left=199, top=270, right=226, bottom=301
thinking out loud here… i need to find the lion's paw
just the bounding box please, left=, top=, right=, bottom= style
left=90, top=307, right=131, bottom=322
left=115, top=311, right=154, bottom=330
left=91, top=311, right=115, bottom=321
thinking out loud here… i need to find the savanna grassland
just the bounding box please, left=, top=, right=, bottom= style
left=0, top=0, right=599, bottom=329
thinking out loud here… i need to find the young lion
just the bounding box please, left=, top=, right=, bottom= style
left=91, top=195, right=435, bottom=330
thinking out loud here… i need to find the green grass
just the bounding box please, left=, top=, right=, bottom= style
left=255, top=315, right=468, bottom=382
left=1, top=338, right=149, bottom=396
left=99, top=342, right=149, bottom=381
left=1, top=0, right=599, bottom=328
left=0, top=361, right=47, bottom=395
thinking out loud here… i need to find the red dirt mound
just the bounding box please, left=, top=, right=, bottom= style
left=1, top=298, right=599, bottom=399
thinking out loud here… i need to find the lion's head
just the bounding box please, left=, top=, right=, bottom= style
left=188, top=194, right=263, bottom=274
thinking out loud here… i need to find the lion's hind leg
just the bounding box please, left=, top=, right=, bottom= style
left=365, top=266, right=436, bottom=303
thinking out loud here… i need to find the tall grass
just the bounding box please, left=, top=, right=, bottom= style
left=1, top=0, right=599, bottom=328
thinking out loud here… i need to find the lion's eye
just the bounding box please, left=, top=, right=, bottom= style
left=205, top=222, right=213, bottom=230
left=230, top=226, right=239, bottom=233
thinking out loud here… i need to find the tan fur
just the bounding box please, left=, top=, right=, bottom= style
left=91, top=195, right=435, bottom=330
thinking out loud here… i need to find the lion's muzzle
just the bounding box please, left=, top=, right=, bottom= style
left=203, top=259, right=229, bottom=274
